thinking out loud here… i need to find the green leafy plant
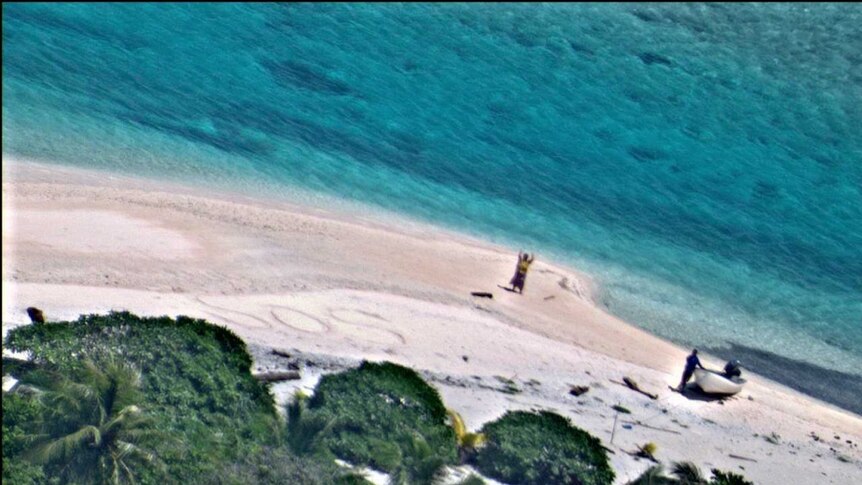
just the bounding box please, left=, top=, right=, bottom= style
left=475, top=410, right=615, bottom=485
left=709, top=468, right=754, bottom=485
left=4, top=312, right=280, bottom=483
left=627, top=462, right=754, bottom=485
left=295, top=361, right=458, bottom=484
left=20, top=360, right=165, bottom=485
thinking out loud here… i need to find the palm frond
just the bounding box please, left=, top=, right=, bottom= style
left=115, top=440, right=156, bottom=463
left=671, top=461, right=707, bottom=484
left=627, top=465, right=673, bottom=485
left=25, top=425, right=102, bottom=464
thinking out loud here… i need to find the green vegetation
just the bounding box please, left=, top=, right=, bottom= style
left=627, top=462, right=755, bottom=485
left=20, top=360, right=164, bottom=485
left=4, top=312, right=282, bottom=484
left=293, top=361, right=458, bottom=484
left=612, top=404, right=632, bottom=414
left=9, top=312, right=751, bottom=485
left=456, top=474, right=486, bottom=485
left=474, top=410, right=616, bottom=485
left=3, top=392, right=48, bottom=485
left=202, top=445, right=369, bottom=485
left=493, top=375, right=521, bottom=394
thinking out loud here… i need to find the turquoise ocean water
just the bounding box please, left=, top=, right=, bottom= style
left=3, top=3, right=861, bottom=413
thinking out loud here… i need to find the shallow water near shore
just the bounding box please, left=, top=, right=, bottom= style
left=3, top=4, right=861, bottom=412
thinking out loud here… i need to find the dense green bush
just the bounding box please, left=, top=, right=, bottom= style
left=475, top=410, right=615, bottom=485
left=203, top=444, right=371, bottom=485
left=4, top=312, right=279, bottom=484
left=3, top=393, right=49, bottom=485
left=295, top=361, right=458, bottom=484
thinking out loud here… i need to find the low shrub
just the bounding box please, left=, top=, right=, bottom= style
left=294, top=361, right=458, bottom=484
left=475, top=410, right=614, bottom=485
left=203, top=444, right=371, bottom=484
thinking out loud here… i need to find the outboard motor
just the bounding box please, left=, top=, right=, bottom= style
left=723, top=360, right=742, bottom=379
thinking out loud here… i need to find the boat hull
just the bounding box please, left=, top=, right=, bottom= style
left=694, top=369, right=745, bottom=395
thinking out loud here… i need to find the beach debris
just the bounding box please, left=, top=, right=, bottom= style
left=729, top=453, right=758, bottom=463
left=26, top=307, right=45, bottom=324
left=470, top=291, right=493, bottom=299
left=494, top=375, right=520, bottom=394
left=623, top=420, right=682, bottom=435
left=612, top=404, right=632, bottom=414
left=569, top=385, right=590, bottom=396
left=765, top=432, right=781, bottom=445
left=671, top=418, right=689, bottom=429
left=462, top=355, right=469, bottom=362
left=618, top=376, right=658, bottom=400
left=252, top=370, right=301, bottom=383
left=271, top=349, right=292, bottom=359
left=836, top=454, right=851, bottom=463
left=543, top=295, right=555, bottom=301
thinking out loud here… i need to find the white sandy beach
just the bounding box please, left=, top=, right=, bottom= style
left=2, top=158, right=860, bottom=484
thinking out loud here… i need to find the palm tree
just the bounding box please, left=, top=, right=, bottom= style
left=21, top=359, right=164, bottom=485
left=670, top=462, right=708, bottom=485
left=626, top=465, right=675, bottom=485
left=627, top=461, right=750, bottom=485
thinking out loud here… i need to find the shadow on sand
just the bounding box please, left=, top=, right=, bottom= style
left=675, top=383, right=735, bottom=403
left=496, top=284, right=519, bottom=294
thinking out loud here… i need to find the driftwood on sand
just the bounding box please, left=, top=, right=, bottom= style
left=622, top=420, right=682, bottom=435
left=569, top=385, right=590, bottom=396
left=729, top=453, right=758, bottom=463
left=611, top=376, right=658, bottom=400
left=252, top=371, right=301, bottom=383
left=271, top=349, right=292, bottom=359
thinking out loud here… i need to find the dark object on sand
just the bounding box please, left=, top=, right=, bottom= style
left=271, top=349, right=292, bottom=359
left=569, top=385, right=589, bottom=396
left=612, top=404, right=631, bottom=414
left=543, top=295, right=555, bottom=301
left=26, top=307, right=45, bottom=324
left=462, top=355, right=469, bottom=362
left=252, top=370, right=301, bottom=383
left=729, top=453, right=758, bottom=463
left=622, top=420, right=682, bottom=435
left=622, top=376, right=658, bottom=400
left=471, top=292, right=493, bottom=299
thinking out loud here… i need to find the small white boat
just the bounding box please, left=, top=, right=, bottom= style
left=693, top=368, right=746, bottom=395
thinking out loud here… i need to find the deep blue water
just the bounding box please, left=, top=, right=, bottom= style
left=3, top=4, right=861, bottom=407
